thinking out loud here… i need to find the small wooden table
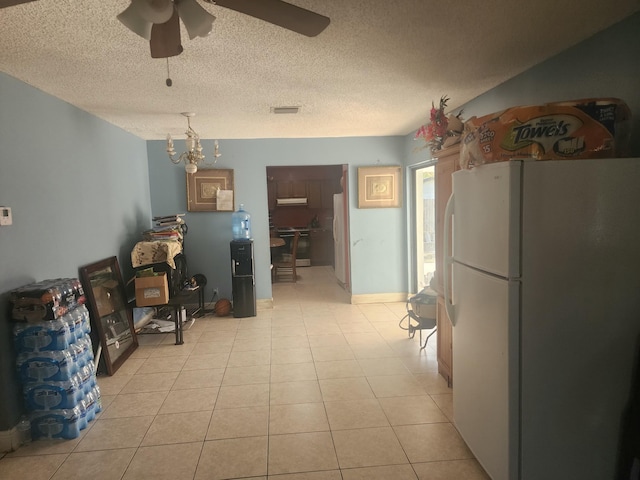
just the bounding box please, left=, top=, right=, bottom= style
left=270, top=237, right=285, bottom=248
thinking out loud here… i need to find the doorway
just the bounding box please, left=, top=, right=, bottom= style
left=266, top=164, right=350, bottom=292
left=413, top=165, right=436, bottom=292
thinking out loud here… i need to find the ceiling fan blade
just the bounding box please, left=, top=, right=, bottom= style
left=212, top=0, right=330, bottom=37
left=0, top=0, right=37, bottom=7
left=150, top=7, right=184, bottom=58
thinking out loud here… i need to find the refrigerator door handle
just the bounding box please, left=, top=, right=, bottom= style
left=332, top=215, right=337, bottom=242
left=443, top=193, right=457, bottom=326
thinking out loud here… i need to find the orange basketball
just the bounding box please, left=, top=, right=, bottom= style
left=214, top=298, right=232, bottom=317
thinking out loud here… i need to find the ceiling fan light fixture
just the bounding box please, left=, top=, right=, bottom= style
left=117, top=1, right=153, bottom=40
left=150, top=6, right=184, bottom=58
left=136, top=0, right=174, bottom=24
left=117, top=0, right=331, bottom=58
left=176, top=0, right=216, bottom=39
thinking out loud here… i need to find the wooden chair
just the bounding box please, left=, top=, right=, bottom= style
left=272, top=231, right=300, bottom=282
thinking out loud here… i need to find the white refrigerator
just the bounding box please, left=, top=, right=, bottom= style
left=444, top=158, right=640, bottom=480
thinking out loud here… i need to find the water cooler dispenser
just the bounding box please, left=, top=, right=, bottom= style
left=230, top=239, right=256, bottom=317
left=230, top=205, right=255, bottom=317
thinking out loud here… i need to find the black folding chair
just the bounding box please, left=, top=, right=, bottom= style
left=398, top=289, right=437, bottom=350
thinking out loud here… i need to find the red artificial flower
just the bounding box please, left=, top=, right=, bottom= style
left=415, top=96, right=451, bottom=151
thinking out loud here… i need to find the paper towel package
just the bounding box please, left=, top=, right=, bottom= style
left=460, top=98, right=632, bottom=169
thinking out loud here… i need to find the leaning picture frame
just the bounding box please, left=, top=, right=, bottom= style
left=357, top=165, right=402, bottom=208
left=186, top=168, right=234, bottom=212
left=79, top=256, right=138, bottom=376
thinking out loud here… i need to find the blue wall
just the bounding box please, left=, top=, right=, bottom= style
left=0, top=73, right=152, bottom=430
left=146, top=136, right=408, bottom=301
left=403, top=12, right=640, bottom=163
left=0, top=75, right=152, bottom=285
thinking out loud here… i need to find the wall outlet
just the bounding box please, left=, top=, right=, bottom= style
left=213, top=288, right=219, bottom=298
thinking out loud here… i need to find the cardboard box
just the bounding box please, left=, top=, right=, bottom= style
left=135, top=273, right=169, bottom=306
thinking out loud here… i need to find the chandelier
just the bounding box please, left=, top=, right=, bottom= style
left=166, top=112, right=220, bottom=174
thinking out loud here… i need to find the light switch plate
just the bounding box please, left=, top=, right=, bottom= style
left=0, top=207, right=12, bottom=226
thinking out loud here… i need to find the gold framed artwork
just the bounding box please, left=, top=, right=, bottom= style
left=357, top=166, right=402, bottom=208
left=186, top=169, right=234, bottom=212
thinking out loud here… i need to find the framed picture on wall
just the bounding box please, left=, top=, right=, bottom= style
left=357, top=165, right=402, bottom=208
left=186, top=168, right=234, bottom=212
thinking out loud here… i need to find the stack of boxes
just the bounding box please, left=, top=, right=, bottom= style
left=10, top=278, right=102, bottom=440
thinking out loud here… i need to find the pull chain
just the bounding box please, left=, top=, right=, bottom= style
left=165, top=58, right=172, bottom=87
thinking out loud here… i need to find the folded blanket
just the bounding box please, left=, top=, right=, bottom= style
left=131, top=241, right=182, bottom=269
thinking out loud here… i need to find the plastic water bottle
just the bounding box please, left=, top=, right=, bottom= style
left=92, top=386, right=102, bottom=414
left=17, top=415, right=31, bottom=445
left=232, top=204, right=252, bottom=240
left=76, top=304, right=91, bottom=335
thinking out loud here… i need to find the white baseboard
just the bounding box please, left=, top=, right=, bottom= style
left=257, top=298, right=273, bottom=310
left=0, top=427, right=21, bottom=454
left=257, top=294, right=407, bottom=307
left=349, top=293, right=408, bottom=304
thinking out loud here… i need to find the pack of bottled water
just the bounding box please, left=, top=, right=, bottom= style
left=10, top=280, right=100, bottom=442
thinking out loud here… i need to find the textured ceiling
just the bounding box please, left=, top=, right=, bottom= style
left=1, top=0, right=639, bottom=140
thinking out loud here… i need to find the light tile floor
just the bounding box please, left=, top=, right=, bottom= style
left=0, top=266, right=490, bottom=480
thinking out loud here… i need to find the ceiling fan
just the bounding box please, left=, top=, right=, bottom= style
left=0, top=0, right=329, bottom=58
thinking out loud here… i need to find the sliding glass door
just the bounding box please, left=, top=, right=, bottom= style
left=412, top=165, right=436, bottom=292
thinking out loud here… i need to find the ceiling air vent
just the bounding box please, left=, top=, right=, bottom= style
left=271, top=106, right=301, bottom=114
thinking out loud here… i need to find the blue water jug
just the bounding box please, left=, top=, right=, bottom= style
left=232, top=204, right=252, bottom=240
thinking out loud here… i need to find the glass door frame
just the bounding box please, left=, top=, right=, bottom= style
left=408, top=160, right=437, bottom=294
